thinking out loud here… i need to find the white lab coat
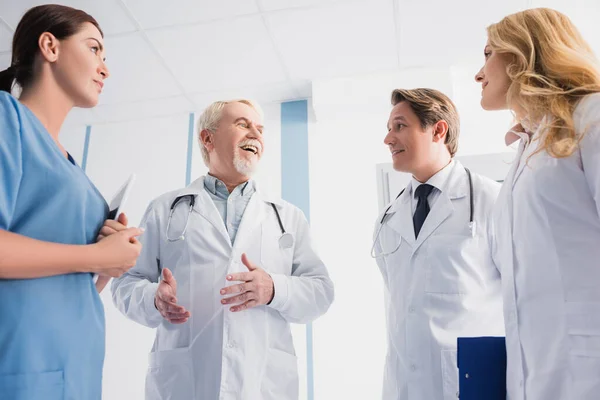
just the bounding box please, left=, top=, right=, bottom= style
left=373, top=160, right=505, bottom=400
left=112, top=176, right=334, bottom=400
left=491, top=93, right=600, bottom=400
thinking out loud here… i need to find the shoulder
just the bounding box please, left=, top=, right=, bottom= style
left=469, top=170, right=501, bottom=200
left=574, top=93, right=600, bottom=130
left=0, top=91, right=21, bottom=125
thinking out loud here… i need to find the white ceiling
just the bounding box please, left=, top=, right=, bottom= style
left=0, top=0, right=598, bottom=127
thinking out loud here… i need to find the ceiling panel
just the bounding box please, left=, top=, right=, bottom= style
left=0, top=0, right=136, bottom=36
left=395, top=0, right=529, bottom=68
left=0, top=20, right=11, bottom=52
left=190, top=81, right=298, bottom=111
left=0, top=51, right=10, bottom=69
left=92, top=95, right=192, bottom=124
left=146, top=15, right=287, bottom=93
left=98, top=33, right=182, bottom=105
left=266, top=0, right=397, bottom=80
left=258, top=0, right=351, bottom=12
left=122, top=0, right=259, bottom=29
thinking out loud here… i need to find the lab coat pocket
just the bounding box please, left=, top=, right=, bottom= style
left=0, top=370, right=64, bottom=400
left=426, top=234, right=481, bottom=294
left=441, top=349, right=459, bottom=400
left=261, top=348, right=299, bottom=400
left=566, top=301, right=600, bottom=396
left=146, top=348, right=193, bottom=400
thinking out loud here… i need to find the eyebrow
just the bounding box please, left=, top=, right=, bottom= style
left=235, top=117, right=264, bottom=130
left=387, top=116, right=407, bottom=130
left=87, top=37, right=104, bottom=52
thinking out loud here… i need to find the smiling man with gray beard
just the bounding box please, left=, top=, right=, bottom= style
left=111, top=99, right=334, bottom=400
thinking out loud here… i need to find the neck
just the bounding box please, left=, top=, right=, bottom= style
left=19, top=78, right=73, bottom=145
left=208, top=169, right=250, bottom=193
left=413, top=155, right=451, bottom=183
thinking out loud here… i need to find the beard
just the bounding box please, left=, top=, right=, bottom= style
left=233, top=150, right=258, bottom=176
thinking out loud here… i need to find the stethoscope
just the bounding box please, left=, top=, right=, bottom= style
left=370, top=168, right=474, bottom=258
left=165, top=194, right=295, bottom=249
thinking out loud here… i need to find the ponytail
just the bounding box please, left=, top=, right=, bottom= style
left=0, top=66, right=16, bottom=93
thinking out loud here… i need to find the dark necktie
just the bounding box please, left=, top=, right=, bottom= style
left=413, top=184, right=434, bottom=239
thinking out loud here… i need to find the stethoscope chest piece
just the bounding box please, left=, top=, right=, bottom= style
left=279, top=232, right=294, bottom=249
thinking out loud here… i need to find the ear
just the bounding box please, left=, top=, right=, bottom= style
left=200, top=129, right=214, bottom=152
left=38, top=32, right=60, bottom=63
left=431, top=120, right=448, bottom=144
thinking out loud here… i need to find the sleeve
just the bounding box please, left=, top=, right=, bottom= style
left=111, top=201, right=163, bottom=328
left=579, top=97, right=600, bottom=217
left=0, top=95, right=23, bottom=230
left=267, top=209, right=335, bottom=323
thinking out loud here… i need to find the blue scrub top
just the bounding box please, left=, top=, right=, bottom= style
left=0, top=92, right=109, bottom=400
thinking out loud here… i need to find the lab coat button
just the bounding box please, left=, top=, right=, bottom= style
left=409, top=306, right=415, bottom=313
left=410, top=364, right=416, bottom=371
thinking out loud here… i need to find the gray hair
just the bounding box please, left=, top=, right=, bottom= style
left=197, top=99, right=263, bottom=167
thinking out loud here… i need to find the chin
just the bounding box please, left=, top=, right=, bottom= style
left=76, top=95, right=99, bottom=108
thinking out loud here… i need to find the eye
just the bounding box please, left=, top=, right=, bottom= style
left=238, top=122, right=248, bottom=129
left=90, top=46, right=99, bottom=54
left=396, top=123, right=406, bottom=130
left=484, top=51, right=491, bottom=58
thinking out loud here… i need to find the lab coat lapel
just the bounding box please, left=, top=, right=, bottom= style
left=183, top=177, right=231, bottom=247
left=232, top=192, right=266, bottom=255
left=385, top=188, right=416, bottom=245
left=413, top=162, right=469, bottom=251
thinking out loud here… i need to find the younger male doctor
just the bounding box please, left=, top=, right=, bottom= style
left=112, top=99, right=334, bottom=400
left=373, top=88, right=504, bottom=399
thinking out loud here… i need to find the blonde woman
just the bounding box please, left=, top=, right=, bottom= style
left=475, top=8, right=600, bottom=400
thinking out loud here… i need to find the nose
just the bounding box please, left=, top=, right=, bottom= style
left=475, top=67, right=484, bottom=83
left=99, top=60, right=110, bottom=80
left=384, top=129, right=394, bottom=146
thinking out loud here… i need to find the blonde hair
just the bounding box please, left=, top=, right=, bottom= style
left=391, top=88, right=460, bottom=157
left=197, top=99, right=262, bottom=167
left=488, top=8, right=600, bottom=158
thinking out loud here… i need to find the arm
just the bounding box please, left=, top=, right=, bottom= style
left=111, top=203, right=164, bottom=328
left=580, top=101, right=600, bottom=216
left=267, top=211, right=334, bottom=324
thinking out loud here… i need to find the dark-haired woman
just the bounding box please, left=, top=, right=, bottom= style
left=0, top=5, right=142, bottom=399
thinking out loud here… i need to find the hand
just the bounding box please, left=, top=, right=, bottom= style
left=90, top=227, right=143, bottom=277
left=154, top=268, right=190, bottom=324
left=220, top=253, right=274, bottom=312
left=97, top=213, right=129, bottom=242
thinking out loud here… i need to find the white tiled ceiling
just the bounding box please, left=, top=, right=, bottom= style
left=1, top=0, right=598, bottom=126
left=0, top=0, right=136, bottom=35
left=121, top=0, right=259, bottom=29
left=146, top=15, right=288, bottom=93
left=0, top=19, right=11, bottom=52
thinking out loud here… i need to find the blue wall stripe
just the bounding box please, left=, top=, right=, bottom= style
left=81, top=125, right=92, bottom=172
left=281, top=100, right=314, bottom=400
left=186, top=113, right=195, bottom=186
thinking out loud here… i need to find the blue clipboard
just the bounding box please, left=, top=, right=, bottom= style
left=457, top=336, right=507, bottom=400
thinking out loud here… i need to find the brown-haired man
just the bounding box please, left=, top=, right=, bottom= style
left=372, top=88, right=504, bottom=399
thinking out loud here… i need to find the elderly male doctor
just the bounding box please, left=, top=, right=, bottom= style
left=112, top=99, right=334, bottom=400
left=372, top=88, right=504, bottom=399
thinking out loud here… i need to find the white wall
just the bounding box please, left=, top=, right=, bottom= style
left=309, top=65, right=513, bottom=400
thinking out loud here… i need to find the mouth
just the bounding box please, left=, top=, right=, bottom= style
left=391, top=149, right=405, bottom=157
left=240, top=144, right=259, bottom=155
left=94, top=80, right=104, bottom=92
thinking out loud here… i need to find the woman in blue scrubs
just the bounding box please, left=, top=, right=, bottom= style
left=0, top=5, right=143, bottom=400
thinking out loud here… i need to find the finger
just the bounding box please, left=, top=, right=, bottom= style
left=168, top=317, right=189, bottom=324
left=123, top=227, right=144, bottom=239
left=165, top=310, right=191, bottom=319
left=117, top=212, right=129, bottom=226
left=96, top=234, right=106, bottom=242
left=165, top=303, right=187, bottom=313
left=157, top=289, right=177, bottom=305
left=220, top=282, right=254, bottom=296
left=230, top=299, right=258, bottom=312
left=99, top=226, right=118, bottom=237
left=221, top=291, right=254, bottom=305
left=162, top=268, right=175, bottom=284
left=241, top=253, right=257, bottom=271
left=226, top=272, right=254, bottom=283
